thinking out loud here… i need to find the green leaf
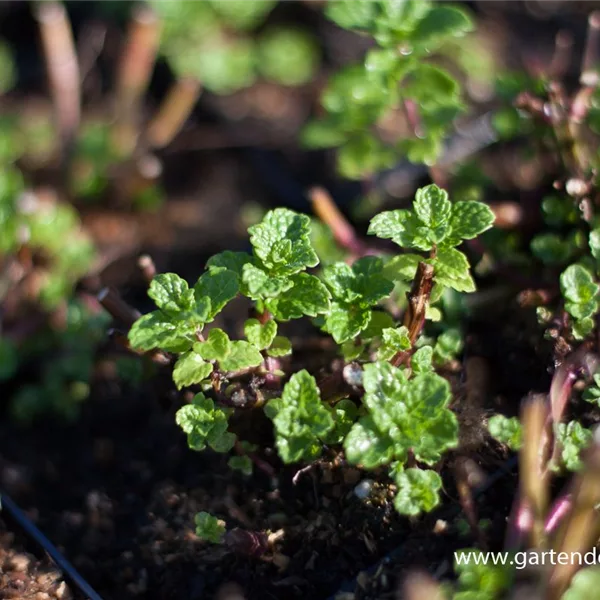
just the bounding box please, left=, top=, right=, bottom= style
left=266, top=370, right=334, bottom=463
left=590, top=229, right=600, bottom=261
left=361, top=311, right=395, bottom=340
left=411, top=5, right=474, bottom=49
left=413, top=184, right=451, bottom=241
left=556, top=421, right=593, bottom=472
left=248, top=208, right=318, bottom=275
left=241, top=263, right=293, bottom=299
left=368, top=209, right=432, bottom=251
left=194, top=267, right=239, bottom=321
left=148, top=273, right=195, bottom=316
left=175, top=393, right=233, bottom=453
left=228, top=455, right=253, bottom=476
left=173, top=352, right=213, bottom=389
left=433, top=328, right=463, bottom=364
left=322, top=399, right=358, bottom=445
left=446, top=201, right=495, bottom=246
left=322, top=258, right=393, bottom=326
left=433, top=247, right=475, bottom=293
left=207, top=251, right=253, bottom=279
left=267, top=336, right=292, bottom=357
left=488, top=415, right=522, bottom=451
left=392, top=468, right=442, bottom=516
left=561, top=264, right=599, bottom=305
left=266, top=273, right=331, bottom=320
left=195, top=512, right=225, bottom=544
left=244, top=318, right=277, bottom=350
left=351, top=256, right=395, bottom=305
left=454, top=549, right=514, bottom=597
left=220, top=341, right=263, bottom=372
left=321, top=262, right=360, bottom=303
left=383, top=254, right=422, bottom=282
left=531, top=233, right=575, bottom=265
left=344, top=415, right=395, bottom=469
left=378, top=326, right=411, bottom=361
left=128, top=311, right=194, bottom=352
left=411, top=346, right=433, bottom=373
left=301, top=118, right=347, bottom=149
left=194, top=328, right=231, bottom=362
left=324, top=302, right=372, bottom=344
left=325, top=0, right=377, bottom=32
left=257, top=27, right=318, bottom=87
left=354, top=362, right=458, bottom=470
left=563, top=567, right=600, bottom=600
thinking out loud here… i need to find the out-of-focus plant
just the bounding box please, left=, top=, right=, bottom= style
left=150, top=0, right=319, bottom=94
left=8, top=300, right=110, bottom=422
left=302, top=0, right=474, bottom=178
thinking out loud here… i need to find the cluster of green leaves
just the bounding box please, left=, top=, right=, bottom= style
left=450, top=549, right=514, bottom=600
left=488, top=414, right=591, bottom=473
left=194, top=511, right=226, bottom=544
left=302, top=0, right=474, bottom=178
left=0, top=168, right=94, bottom=310
left=343, top=361, right=457, bottom=514
left=559, top=264, right=599, bottom=340
left=176, top=392, right=236, bottom=453
left=129, top=184, right=492, bottom=517
left=150, top=0, right=319, bottom=94
left=370, top=185, right=495, bottom=293
left=69, top=120, right=164, bottom=210
left=487, top=415, right=522, bottom=451
left=554, top=421, right=593, bottom=473
left=5, top=301, right=110, bottom=422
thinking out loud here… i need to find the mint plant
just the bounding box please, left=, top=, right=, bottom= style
left=487, top=415, right=522, bottom=451
left=194, top=511, right=226, bottom=544
left=150, top=0, right=318, bottom=94
left=127, top=183, right=493, bottom=517
left=176, top=393, right=236, bottom=453
left=369, top=185, right=495, bottom=294
left=265, top=370, right=334, bottom=463
left=303, top=0, right=474, bottom=178
left=560, top=264, right=600, bottom=340
left=554, top=421, right=593, bottom=473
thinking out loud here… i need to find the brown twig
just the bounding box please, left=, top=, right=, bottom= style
left=309, top=186, right=365, bottom=256
left=97, top=287, right=141, bottom=327
left=145, top=78, right=202, bottom=149
left=391, top=261, right=434, bottom=367
left=35, top=2, right=80, bottom=151
left=112, top=5, right=161, bottom=156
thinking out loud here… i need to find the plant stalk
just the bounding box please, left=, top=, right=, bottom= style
left=35, top=2, right=80, bottom=151
left=112, top=5, right=160, bottom=156
left=145, top=78, right=202, bottom=149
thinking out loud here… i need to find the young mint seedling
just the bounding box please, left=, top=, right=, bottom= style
left=391, top=467, right=443, bottom=516
left=555, top=421, right=593, bottom=472
left=195, top=512, right=226, bottom=544
left=344, top=361, right=458, bottom=469
left=265, top=370, right=334, bottom=463
left=560, top=264, right=600, bottom=340
left=175, top=393, right=236, bottom=453
left=488, top=415, right=522, bottom=451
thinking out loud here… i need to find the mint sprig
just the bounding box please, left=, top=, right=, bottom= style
left=344, top=361, right=458, bottom=469
left=265, top=370, right=334, bottom=463
left=369, top=185, right=494, bottom=293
